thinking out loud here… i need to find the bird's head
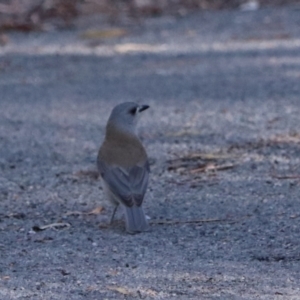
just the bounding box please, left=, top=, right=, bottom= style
left=107, top=102, right=149, bottom=134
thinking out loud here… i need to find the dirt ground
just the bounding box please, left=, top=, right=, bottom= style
left=1, top=3, right=300, bottom=300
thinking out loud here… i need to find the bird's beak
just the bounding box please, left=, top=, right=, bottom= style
left=138, top=105, right=150, bottom=112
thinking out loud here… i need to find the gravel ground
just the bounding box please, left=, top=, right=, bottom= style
left=1, top=5, right=300, bottom=300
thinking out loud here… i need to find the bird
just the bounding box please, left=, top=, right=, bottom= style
left=97, top=102, right=150, bottom=234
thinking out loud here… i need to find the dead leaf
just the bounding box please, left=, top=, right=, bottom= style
left=65, top=206, right=104, bottom=217
left=107, top=286, right=133, bottom=296
left=87, top=206, right=105, bottom=215
left=60, top=269, right=71, bottom=276
left=81, top=28, right=127, bottom=40
left=64, top=211, right=82, bottom=216
left=145, top=289, right=158, bottom=297
left=275, top=291, right=284, bottom=295
left=74, top=169, right=99, bottom=180
left=86, top=285, right=100, bottom=292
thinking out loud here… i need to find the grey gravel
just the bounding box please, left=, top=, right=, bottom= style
left=1, top=5, right=300, bottom=300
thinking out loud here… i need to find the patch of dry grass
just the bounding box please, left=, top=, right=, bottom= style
left=0, top=0, right=299, bottom=31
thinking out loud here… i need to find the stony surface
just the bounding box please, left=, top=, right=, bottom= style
left=1, top=5, right=300, bottom=299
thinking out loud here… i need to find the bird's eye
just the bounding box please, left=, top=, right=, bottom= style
left=129, top=107, right=137, bottom=115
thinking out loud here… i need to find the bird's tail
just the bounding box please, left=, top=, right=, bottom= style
left=123, top=205, right=149, bottom=234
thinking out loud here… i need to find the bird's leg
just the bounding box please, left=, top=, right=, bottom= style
left=110, top=204, right=119, bottom=224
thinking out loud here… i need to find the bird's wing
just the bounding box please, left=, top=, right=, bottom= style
left=97, top=159, right=149, bottom=207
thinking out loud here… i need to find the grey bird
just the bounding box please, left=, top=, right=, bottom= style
left=97, top=102, right=150, bottom=233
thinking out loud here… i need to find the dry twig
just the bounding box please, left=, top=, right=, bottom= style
left=150, top=217, right=240, bottom=225
left=32, top=222, right=71, bottom=231
left=270, top=173, right=300, bottom=180
left=189, top=163, right=235, bottom=174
